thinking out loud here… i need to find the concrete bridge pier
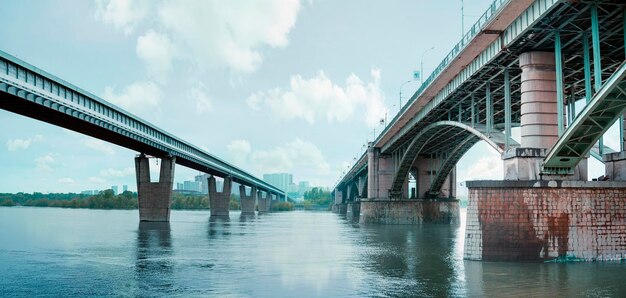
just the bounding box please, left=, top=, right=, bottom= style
left=332, top=187, right=347, bottom=214
left=135, top=154, right=176, bottom=222
left=346, top=176, right=367, bottom=221
left=256, top=191, right=268, bottom=213
left=209, top=176, right=231, bottom=217
left=269, top=194, right=277, bottom=211
left=239, top=185, right=256, bottom=216
left=360, top=144, right=459, bottom=224
left=464, top=51, right=626, bottom=262
left=412, top=156, right=456, bottom=199
left=503, top=51, right=588, bottom=181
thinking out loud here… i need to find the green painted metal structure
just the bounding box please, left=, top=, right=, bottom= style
left=542, top=62, right=626, bottom=175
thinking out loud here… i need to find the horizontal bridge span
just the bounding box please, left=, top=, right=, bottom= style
left=0, top=50, right=284, bottom=195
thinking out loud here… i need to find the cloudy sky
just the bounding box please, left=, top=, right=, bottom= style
left=0, top=0, right=611, bottom=194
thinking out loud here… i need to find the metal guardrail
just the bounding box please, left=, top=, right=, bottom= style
left=375, top=0, right=509, bottom=145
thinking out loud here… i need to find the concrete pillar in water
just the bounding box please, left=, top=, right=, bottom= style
left=209, top=176, right=231, bottom=217
left=239, top=185, right=256, bottom=215
left=256, top=190, right=268, bottom=213
left=135, top=154, right=176, bottom=222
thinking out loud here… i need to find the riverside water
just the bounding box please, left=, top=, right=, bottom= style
left=1, top=207, right=625, bottom=297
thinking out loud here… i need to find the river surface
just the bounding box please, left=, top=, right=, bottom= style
left=1, top=207, right=625, bottom=297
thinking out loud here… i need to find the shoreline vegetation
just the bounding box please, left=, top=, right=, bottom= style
left=0, top=188, right=339, bottom=212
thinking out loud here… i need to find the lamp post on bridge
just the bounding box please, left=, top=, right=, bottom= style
left=420, top=47, right=436, bottom=86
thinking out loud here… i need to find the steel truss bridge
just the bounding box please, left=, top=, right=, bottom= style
left=336, top=0, right=626, bottom=201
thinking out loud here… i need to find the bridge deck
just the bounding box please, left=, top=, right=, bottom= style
left=0, top=50, right=284, bottom=196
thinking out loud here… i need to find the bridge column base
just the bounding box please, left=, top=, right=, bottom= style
left=239, top=185, right=256, bottom=216
left=503, top=148, right=587, bottom=180
left=135, top=154, right=176, bottom=222
left=346, top=202, right=360, bottom=221
left=332, top=203, right=347, bottom=214
left=464, top=180, right=626, bottom=262
left=209, top=176, right=231, bottom=217
left=257, top=195, right=268, bottom=214
left=604, top=152, right=626, bottom=181
left=359, top=199, right=459, bottom=224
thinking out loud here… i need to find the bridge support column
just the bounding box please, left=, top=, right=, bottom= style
left=346, top=201, right=360, bottom=221
left=332, top=187, right=347, bottom=214
left=257, top=191, right=268, bottom=213
left=239, top=185, right=256, bottom=216
left=464, top=181, right=626, bottom=261
left=209, top=176, right=231, bottom=217
left=269, top=194, right=274, bottom=211
left=503, top=51, right=587, bottom=181
left=135, top=154, right=176, bottom=222
left=413, top=157, right=455, bottom=199
left=367, top=143, right=393, bottom=200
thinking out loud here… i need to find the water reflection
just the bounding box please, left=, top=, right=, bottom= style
left=356, top=224, right=461, bottom=297
left=135, top=222, right=174, bottom=294
left=208, top=216, right=231, bottom=239
left=238, top=213, right=255, bottom=223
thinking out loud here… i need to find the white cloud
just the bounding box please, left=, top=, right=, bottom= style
left=6, top=135, right=42, bottom=151
left=82, top=139, right=115, bottom=156
left=100, top=167, right=135, bottom=178
left=189, top=83, right=213, bottom=114
left=461, top=155, right=502, bottom=182
left=58, top=177, right=76, bottom=184
left=247, top=69, right=386, bottom=128
left=136, top=30, right=176, bottom=82
left=94, top=0, right=149, bottom=35
left=88, top=177, right=107, bottom=184
left=158, top=0, right=302, bottom=73
left=255, top=139, right=330, bottom=175
left=226, top=138, right=331, bottom=178
left=102, top=81, right=161, bottom=115
left=227, top=139, right=251, bottom=167
left=35, top=154, right=55, bottom=171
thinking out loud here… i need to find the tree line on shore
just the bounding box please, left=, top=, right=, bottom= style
left=0, top=190, right=296, bottom=211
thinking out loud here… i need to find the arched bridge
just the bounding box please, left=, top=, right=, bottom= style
left=335, top=0, right=626, bottom=207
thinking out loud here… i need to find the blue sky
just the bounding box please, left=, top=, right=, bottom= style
left=0, top=0, right=610, bottom=193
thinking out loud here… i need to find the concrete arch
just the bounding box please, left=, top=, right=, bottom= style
left=389, top=121, right=517, bottom=198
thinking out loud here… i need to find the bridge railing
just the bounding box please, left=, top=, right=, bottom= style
left=375, top=0, right=509, bottom=144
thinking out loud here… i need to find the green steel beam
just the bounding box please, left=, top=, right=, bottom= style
left=471, top=93, right=475, bottom=127
left=486, top=82, right=492, bottom=136
left=504, top=68, right=512, bottom=151
left=555, top=31, right=564, bottom=136
left=584, top=32, right=592, bottom=103
left=592, top=5, right=602, bottom=92
left=592, top=4, right=604, bottom=154
left=619, top=9, right=626, bottom=152
left=542, top=62, right=626, bottom=175
left=622, top=9, right=626, bottom=152
left=458, top=104, right=462, bottom=122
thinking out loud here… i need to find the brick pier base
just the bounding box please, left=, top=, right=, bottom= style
left=359, top=199, right=459, bottom=224
left=464, top=180, right=626, bottom=262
